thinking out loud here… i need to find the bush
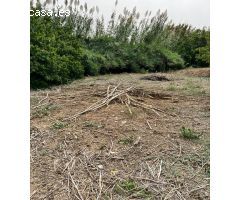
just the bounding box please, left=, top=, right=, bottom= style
left=30, top=12, right=85, bottom=88
left=160, top=48, right=185, bottom=70
left=30, top=46, right=85, bottom=88
left=80, top=49, right=106, bottom=76
left=195, top=46, right=210, bottom=66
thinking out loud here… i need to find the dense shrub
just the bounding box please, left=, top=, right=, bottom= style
left=160, top=48, right=185, bottom=70
left=30, top=15, right=84, bottom=88
left=163, top=24, right=210, bottom=67
left=195, top=46, right=210, bottom=67
left=30, top=0, right=209, bottom=89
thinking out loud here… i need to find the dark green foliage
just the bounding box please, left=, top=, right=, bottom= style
left=30, top=1, right=209, bottom=89
left=195, top=41, right=210, bottom=67
left=163, top=24, right=210, bottom=67
left=30, top=8, right=85, bottom=88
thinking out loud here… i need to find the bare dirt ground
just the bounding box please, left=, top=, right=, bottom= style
left=30, top=68, right=210, bottom=200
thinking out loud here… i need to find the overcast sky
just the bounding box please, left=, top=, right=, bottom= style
left=80, top=0, right=209, bottom=28
left=56, top=0, right=209, bottom=28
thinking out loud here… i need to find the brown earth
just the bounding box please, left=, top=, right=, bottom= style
left=30, top=68, right=210, bottom=200
left=182, top=68, right=210, bottom=78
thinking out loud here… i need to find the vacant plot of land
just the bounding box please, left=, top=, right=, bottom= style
left=30, top=68, right=210, bottom=200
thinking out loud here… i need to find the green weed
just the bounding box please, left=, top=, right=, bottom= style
left=52, top=121, right=67, bottom=129
left=180, top=127, right=199, bottom=140
left=83, top=121, right=103, bottom=128
left=115, top=179, right=152, bottom=198
left=118, top=136, right=134, bottom=145
left=119, top=179, right=136, bottom=191
left=31, top=104, right=58, bottom=118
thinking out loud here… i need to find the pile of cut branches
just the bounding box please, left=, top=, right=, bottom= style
left=64, top=83, right=174, bottom=121
left=140, top=74, right=170, bottom=81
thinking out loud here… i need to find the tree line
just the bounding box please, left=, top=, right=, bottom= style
left=30, top=0, right=210, bottom=88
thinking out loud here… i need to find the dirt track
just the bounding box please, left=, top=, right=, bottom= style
left=31, top=68, right=210, bottom=200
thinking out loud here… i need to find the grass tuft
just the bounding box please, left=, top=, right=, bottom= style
left=31, top=104, right=58, bottom=118
left=115, top=179, right=152, bottom=198
left=118, top=136, right=134, bottom=145
left=180, top=126, right=199, bottom=140
left=83, top=121, right=103, bottom=128
left=52, top=121, right=67, bottom=129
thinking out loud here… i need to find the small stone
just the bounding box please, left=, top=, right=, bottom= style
left=97, top=165, right=104, bottom=170
left=121, top=120, right=127, bottom=125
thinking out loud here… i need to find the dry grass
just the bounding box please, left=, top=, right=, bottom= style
left=31, top=68, right=210, bottom=199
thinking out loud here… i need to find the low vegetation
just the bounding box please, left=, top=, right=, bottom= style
left=51, top=121, right=67, bottom=129
left=115, top=179, right=152, bottom=198
left=31, top=103, right=58, bottom=119
left=118, top=136, right=134, bottom=145
left=180, top=126, right=200, bottom=140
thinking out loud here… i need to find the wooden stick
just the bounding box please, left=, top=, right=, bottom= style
left=157, top=160, right=163, bottom=181
left=69, top=173, right=84, bottom=200
left=38, top=93, right=49, bottom=104
left=96, top=170, right=103, bottom=200
left=125, top=102, right=132, bottom=115
left=189, top=184, right=209, bottom=194
left=146, top=120, right=153, bottom=130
